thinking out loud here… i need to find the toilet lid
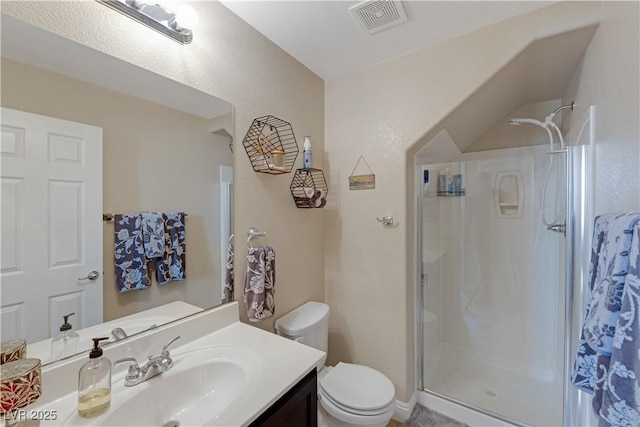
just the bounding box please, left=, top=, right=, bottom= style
left=319, top=362, right=395, bottom=412
left=320, top=388, right=394, bottom=416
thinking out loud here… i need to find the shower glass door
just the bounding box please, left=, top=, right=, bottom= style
left=419, top=144, right=567, bottom=426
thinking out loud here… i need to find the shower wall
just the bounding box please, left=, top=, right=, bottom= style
left=421, top=144, right=566, bottom=424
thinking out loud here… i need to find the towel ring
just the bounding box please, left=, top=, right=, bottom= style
left=247, top=227, right=266, bottom=249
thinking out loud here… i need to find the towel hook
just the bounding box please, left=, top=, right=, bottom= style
left=376, top=216, right=393, bottom=227
left=247, top=227, right=266, bottom=249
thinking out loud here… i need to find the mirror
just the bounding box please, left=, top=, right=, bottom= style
left=0, top=15, right=234, bottom=365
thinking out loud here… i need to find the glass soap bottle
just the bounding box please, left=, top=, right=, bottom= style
left=51, top=312, right=79, bottom=361
left=78, top=337, right=111, bottom=418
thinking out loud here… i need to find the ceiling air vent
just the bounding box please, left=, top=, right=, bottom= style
left=349, top=0, right=408, bottom=35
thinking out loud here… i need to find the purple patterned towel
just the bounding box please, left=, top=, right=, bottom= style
left=155, top=212, right=186, bottom=284
left=141, top=212, right=165, bottom=258
left=222, top=243, right=234, bottom=304
left=243, top=246, right=275, bottom=322
left=572, top=213, right=640, bottom=426
left=113, top=214, right=151, bottom=293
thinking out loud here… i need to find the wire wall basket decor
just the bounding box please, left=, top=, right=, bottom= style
left=242, top=115, right=299, bottom=174
left=290, top=168, right=328, bottom=208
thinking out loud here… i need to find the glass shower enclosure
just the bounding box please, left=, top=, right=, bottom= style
left=416, top=127, right=594, bottom=426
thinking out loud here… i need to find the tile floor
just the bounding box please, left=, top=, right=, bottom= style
left=387, top=404, right=470, bottom=427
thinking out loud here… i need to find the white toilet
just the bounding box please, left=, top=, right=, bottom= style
left=275, top=301, right=396, bottom=427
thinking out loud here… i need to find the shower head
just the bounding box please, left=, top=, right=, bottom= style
left=508, top=118, right=545, bottom=127
left=508, top=102, right=574, bottom=151
left=508, top=117, right=555, bottom=150
left=509, top=102, right=574, bottom=127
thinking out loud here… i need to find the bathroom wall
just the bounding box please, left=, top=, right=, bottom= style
left=562, top=1, right=640, bottom=214
left=325, top=2, right=607, bottom=402
left=561, top=4, right=640, bottom=424
left=1, top=1, right=325, bottom=330
left=1, top=58, right=232, bottom=321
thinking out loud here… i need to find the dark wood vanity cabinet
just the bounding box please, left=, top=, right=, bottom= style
left=249, top=368, right=317, bottom=427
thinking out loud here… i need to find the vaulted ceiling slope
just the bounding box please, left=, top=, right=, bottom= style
left=220, top=1, right=556, bottom=80
left=417, top=23, right=599, bottom=155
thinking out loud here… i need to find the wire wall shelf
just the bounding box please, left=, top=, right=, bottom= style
left=242, top=115, right=299, bottom=174
left=290, top=168, right=328, bottom=208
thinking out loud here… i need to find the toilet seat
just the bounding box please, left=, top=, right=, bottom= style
left=318, top=362, right=395, bottom=424
left=319, top=388, right=394, bottom=416
left=319, top=389, right=396, bottom=426
left=320, top=362, right=395, bottom=411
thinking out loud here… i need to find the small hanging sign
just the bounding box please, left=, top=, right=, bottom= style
left=349, top=155, right=375, bottom=190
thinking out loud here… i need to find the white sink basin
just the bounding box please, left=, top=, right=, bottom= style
left=28, top=303, right=325, bottom=427
left=65, top=346, right=260, bottom=427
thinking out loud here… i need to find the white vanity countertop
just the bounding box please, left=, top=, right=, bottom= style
left=28, top=301, right=203, bottom=364
left=25, top=302, right=325, bottom=427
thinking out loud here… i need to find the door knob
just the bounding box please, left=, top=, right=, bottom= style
left=78, top=270, right=100, bottom=281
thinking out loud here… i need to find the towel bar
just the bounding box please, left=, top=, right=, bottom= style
left=103, top=213, right=188, bottom=222
left=247, top=227, right=266, bottom=249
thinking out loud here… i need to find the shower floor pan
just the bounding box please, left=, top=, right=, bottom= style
left=424, top=345, right=563, bottom=426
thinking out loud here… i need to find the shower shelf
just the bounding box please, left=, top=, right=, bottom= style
left=495, top=171, right=523, bottom=218
left=437, top=190, right=465, bottom=197
left=424, top=190, right=466, bottom=197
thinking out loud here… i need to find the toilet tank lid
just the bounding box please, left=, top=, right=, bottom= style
left=275, top=301, right=329, bottom=336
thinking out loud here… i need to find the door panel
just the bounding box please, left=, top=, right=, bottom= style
left=1, top=177, right=24, bottom=274
left=48, top=180, right=83, bottom=267
left=1, top=108, right=103, bottom=343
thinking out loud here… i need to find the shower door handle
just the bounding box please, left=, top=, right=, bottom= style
left=547, top=224, right=566, bottom=234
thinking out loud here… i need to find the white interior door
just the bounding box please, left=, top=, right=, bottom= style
left=1, top=107, right=103, bottom=343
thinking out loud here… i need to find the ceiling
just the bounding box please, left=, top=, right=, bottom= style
left=219, top=1, right=556, bottom=80
left=221, top=1, right=598, bottom=155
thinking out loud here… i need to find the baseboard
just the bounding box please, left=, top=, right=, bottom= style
left=393, top=391, right=417, bottom=423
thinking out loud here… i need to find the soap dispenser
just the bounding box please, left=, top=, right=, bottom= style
left=51, top=312, right=80, bottom=361
left=78, top=337, right=111, bottom=418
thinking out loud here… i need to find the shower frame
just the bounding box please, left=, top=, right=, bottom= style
left=414, top=107, right=596, bottom=426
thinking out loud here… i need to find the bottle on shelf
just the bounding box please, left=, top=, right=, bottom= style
left=303, top=136, right=312, bottom=169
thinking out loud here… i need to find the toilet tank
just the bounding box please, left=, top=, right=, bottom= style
left=275, top=301, right=329, bottom=353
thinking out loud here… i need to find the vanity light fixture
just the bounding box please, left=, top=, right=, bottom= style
left=96, top=0, right=198, bottom=44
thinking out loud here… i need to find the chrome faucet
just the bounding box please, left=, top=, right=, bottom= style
left=115, top=336, right=180, bottom=386
left=112, top=324, right=159, bottom=341
left=111, top=327, right=128, bottom=341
